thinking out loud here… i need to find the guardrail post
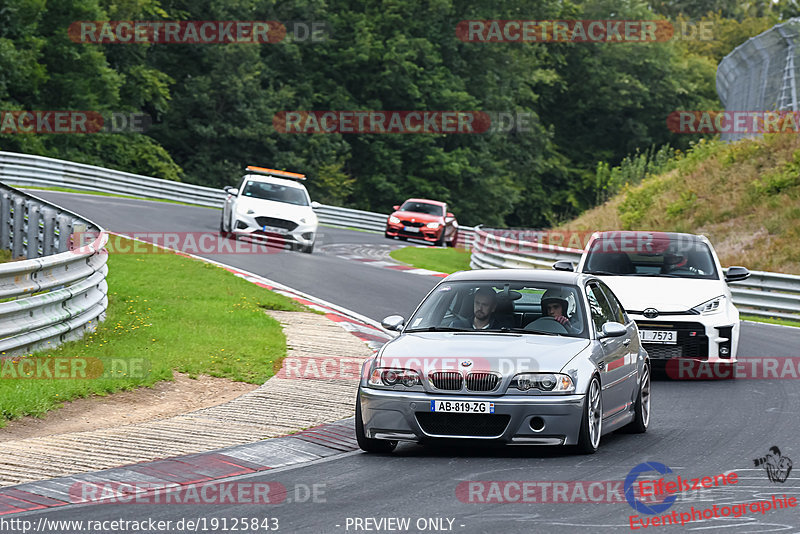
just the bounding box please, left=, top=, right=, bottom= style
left=0, top=192, right=10, bottom=250
left=56, top=214, right=73, bottom=253
left=11, top=196, right=25, bottom=259
left=25, top=201, right=43, bottom=258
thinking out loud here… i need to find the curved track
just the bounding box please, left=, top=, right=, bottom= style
left=24, top=191, right=800, bottom=533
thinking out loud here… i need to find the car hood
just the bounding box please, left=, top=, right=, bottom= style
left=392, top=210, right=442, bottom=223
left=236, top=196, right=314, bottom=220
left=598, top=276, right=726, bottom=313
left=378, top=332, right=591, bottom=375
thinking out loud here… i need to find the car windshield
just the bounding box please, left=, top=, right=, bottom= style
left=582, top=236, right=719, bottom=280
left=242, top=181, right=309, bottom=206
left=400, top=201, right=444, bottom=216
left=405, top=281, right=588, bottom=338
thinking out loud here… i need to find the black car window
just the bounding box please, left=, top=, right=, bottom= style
left=586, top=283, right=615, bottom=333
left=242, top=181, right=309, bottom=206
left=582, top=235, right=719, bottom=279
left=597, top=282, right=626, bottom=324
left=400, top=202, right=444, bottom=216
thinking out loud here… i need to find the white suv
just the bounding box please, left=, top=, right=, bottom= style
left=220, top=166, right=319, bottom=253
left=568, top=231, right=749, bottom=376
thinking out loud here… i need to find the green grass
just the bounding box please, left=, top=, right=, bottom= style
left=740, top=314, right=800, bottom=328
left=389, top=246, right=471, bottom=274
left=15, top=185, right=219, bottom=209
left=0, top=236, right=307, bottom=424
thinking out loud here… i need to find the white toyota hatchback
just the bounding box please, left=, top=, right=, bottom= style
left=220, top=166, right=319, bottom=253
left=567, top=231, right=750, bottom=377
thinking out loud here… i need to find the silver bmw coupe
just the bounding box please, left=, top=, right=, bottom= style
left=356, top=270, right=650, bottom=454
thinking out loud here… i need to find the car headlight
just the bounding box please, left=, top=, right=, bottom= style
left=426, top=222, right=441, bottom=229
left=369, top=368, right=421, bottom=388
left=692, top=295, right=726, bottom=315
left=389, top=216, right=401, bottom=224
left=510, top=373, right=574, bottom=393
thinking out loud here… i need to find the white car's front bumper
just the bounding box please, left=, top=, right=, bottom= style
left=631, top=310, right=739, bottom=363
left=233, top=211, right=317, bottom=247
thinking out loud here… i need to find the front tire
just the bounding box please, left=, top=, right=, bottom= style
left=355, top=391, right=397, bottom=453
left=576, top=376, right=602, bottom=454
left=434, top=233, right=446, bottom=247
left=624, top=364, right=650, bottom=433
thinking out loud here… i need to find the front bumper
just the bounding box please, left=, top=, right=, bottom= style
left=385, top=222, right=442, bottom=243
left=360, top=387, right=585, bottom=445
left=233, top=213, right=317, bottom=246
left=632, top=313, right=739, bottom=364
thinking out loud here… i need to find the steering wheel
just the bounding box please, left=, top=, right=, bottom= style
left=525, top=316, right=569, bottom=334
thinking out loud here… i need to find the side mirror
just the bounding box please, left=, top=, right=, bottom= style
left=393, top=205, right=400, bottom=211
left=446, top=212, right=455, bottom=218
left=224, top=187, right=239, bottom=196
left=553, top=260, right=576, bottom=272
left=725, top=266, right=750, bottom=283
left=381, top=315, right=405, bottom=332
left=600, top=322, right=627, bottom=338
left=311, top=201, right=321, bottom=209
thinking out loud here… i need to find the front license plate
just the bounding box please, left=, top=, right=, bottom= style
left=262, top=225, right=288, bottom=235
left=404, top=226, right=420, bottom=233
left=430, top=400, right=494, bottom=413
left=641, top=330, right=677, bottom=344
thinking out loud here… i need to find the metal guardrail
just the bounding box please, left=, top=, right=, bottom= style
left=469, top=227, right=800, bottom=321
left=0, top=150, right=477, bottom=247
left=0, top=184, right=108, bottom=355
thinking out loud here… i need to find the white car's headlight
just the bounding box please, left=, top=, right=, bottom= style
left=426, top=222, right=441, bottom=229
left=510, top=373, right=574, bottom=393
left=389, top=216, right=401, bottom=224
left=692, top=295, right=726, bottom=315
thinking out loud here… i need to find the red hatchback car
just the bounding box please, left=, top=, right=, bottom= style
left=385, top=199, right=459, bottom=247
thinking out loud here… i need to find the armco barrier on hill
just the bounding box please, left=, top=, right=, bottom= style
left=0, top=183, right=108, bottom=355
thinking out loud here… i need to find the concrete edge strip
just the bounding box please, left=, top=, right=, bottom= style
left=0, top=418, right=358, bottom=515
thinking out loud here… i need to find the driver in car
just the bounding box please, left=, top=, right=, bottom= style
left=542, top=288, right=580, bottom=334
left=452, top=288, right=500, bottom=330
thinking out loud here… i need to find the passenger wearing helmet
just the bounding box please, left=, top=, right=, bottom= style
left=541, top=288, right=580, bottom=334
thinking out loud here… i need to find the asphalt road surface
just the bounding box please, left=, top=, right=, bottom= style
left=18, top=190, right=800, bottom=534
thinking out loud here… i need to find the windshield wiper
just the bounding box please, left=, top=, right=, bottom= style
left=583, top=270, right=618, bottom=275
left=498, top=327, right=563, bottom=336
left=405, top=326, right=468, bottom=333
left=628, top=272, right=683, bottom=278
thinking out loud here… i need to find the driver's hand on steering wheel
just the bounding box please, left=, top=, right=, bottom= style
left=554, top=315, right=569, bottom=325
